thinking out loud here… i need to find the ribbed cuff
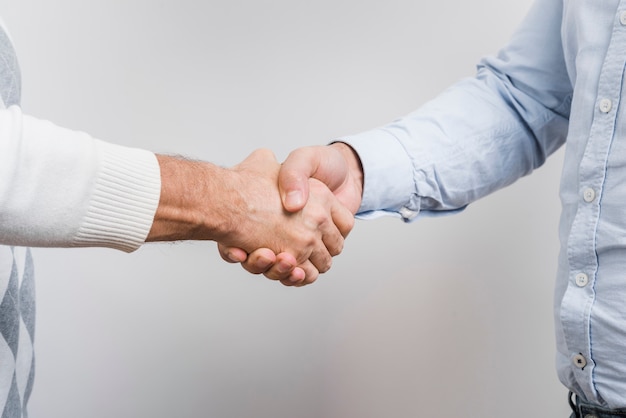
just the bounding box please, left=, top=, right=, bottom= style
left=72, top=140, right=161, bottom=253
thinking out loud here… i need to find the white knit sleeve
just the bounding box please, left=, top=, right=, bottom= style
left=0, top=106, right=161, bottom=252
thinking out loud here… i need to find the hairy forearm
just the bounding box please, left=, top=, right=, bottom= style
left=147, top=154, right=233, bottom=242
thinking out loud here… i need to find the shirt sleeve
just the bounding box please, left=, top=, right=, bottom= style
left=0, top=105, right=161, bottom=252
left=341, top=0, right=572, bottom=221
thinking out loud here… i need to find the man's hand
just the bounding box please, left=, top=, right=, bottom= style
left=279, top=142, right=364, bottom=214
left=218, top=143, right=364, bottom=283
left=148, top=149, right=354, bottom=284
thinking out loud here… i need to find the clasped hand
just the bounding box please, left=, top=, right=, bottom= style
left=218, top=143, right=363, bottom=287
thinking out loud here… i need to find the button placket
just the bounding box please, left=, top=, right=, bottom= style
left=557, top=4, right=626, bottom=400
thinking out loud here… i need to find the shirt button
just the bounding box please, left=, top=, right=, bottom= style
left=573, top=354, right=587, bottom=369
left=575, top=273, right=589, bottom=287
left=621, top=11, right=626, bottom=25
left=583, top=188, right=596, bottom=203
left=599, top=98, right=613, bottom=113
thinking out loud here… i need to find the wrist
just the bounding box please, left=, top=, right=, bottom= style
left=330, top=142, right=364, bottom=200
left=147, top=155, right=234, bottom=242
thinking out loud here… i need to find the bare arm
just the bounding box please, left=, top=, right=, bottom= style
left=150, top=149, right=354, bottom=284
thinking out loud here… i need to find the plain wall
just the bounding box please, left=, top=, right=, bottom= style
left=0, top=1, right=570, bottom=417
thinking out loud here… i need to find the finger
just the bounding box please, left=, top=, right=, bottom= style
left=331, top=194, right=356, bottom=238
left=322, top=229, right=345, bottom=258
left=317, top=188, right=355, bottom=256
left=293, top=260, right=321, bottom=287
left=279, top=260, right=319, bottom=287
left=275, top=268, right=306, bottom=287
left=316, top=209, right=345, bottom=258
left=217, top=243, right=248, bottom=263
left=240, top=248, right=278, bottom=275
left=307, top=179, right=354, bottom=257
left=279, top=150, right=315, bottom=212
left=280, top=146, right=353, bottom=212
left=262, top=252, right=300, bottom=281
left=308, top=241, right=333, bottom=274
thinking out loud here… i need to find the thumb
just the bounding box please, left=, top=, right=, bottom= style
left=279, top=146, right=350, bottom=212
left=279, top=147, right=320, bottom=212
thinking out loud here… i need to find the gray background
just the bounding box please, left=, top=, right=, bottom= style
left=0, top=0, right=569, bottom=417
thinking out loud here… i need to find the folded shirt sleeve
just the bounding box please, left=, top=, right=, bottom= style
left=340, top=0, right=572, bottom=222
left=0, top=105, right=161, bottom=252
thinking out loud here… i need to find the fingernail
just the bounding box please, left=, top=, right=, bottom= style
left=285, top=190, right=303, bottom=208
left=290, top=276, right=304, bottom=285
left=227, top=251, right=241, bottom=263
left=277, top=260, right=293, bottom=274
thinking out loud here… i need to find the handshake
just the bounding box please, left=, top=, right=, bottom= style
left=146, top=142, right=364, bottom=287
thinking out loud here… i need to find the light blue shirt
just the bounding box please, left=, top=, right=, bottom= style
left=342, top=0, right=626, bottom=409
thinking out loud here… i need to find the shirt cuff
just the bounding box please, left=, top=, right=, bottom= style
left=338, top=128, right=418, bottom=221
left=72, top=140, right=161, bottom=253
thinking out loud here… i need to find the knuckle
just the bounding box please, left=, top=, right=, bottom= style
left=303, top=272, right=318, bottom=286
left=244, top=265, right=264, bottom=275
left=318, top=257, right=332, bottom=274
left=263, top=273, right=279, bottom=281
left=345, top=216, right=356, bottom=234
left=330, top=238, right=344, bottom=257
left=303, top=234, right=318, bottom=250
left=279, top=278, right=296, bottom=287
